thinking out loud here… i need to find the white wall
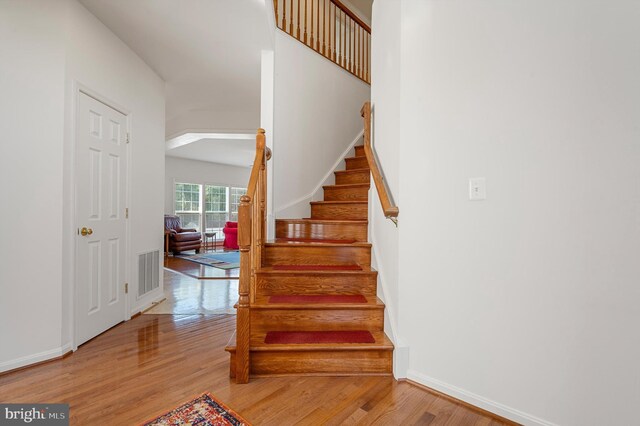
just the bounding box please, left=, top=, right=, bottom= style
left=0, top=0, right=67, bottom=370
left=164, top=157, right=251, bottom=214
left=369, top=0, right=403, bottom=376
left=272, top=31, right=370, bottom=218
left=372, top=0, right=640, bottom=424
left=0, top=0, right=165, bottom=371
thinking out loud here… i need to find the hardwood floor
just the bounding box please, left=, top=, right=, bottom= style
left=144, top=269, right=238, bottom=315
left=164, top=252, right=239, bottom=280
left=0, top=313, right=512, bottom=425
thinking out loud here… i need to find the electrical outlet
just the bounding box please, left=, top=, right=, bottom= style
left=469, top=177, right=486, bottom=200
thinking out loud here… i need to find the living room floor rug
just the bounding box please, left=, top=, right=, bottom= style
left=141, top=393, right=250, bottom=426
left=178, top=251, right=240, bottom=270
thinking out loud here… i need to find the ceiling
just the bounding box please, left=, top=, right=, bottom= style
left=80, top=0, right=370, bottom=168
left=164, top=131, right=258, bottom=167
left=166, top=136, right=256, bottom=167
left=80, top=0, right=272, bottom=125
left=80, top=0, right=272, bottom=168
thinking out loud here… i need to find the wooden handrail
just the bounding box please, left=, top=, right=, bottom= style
left=332, top=0, right=370, bottom=33
left=360, top=102, right=399, bottom=224
left=274, top=0, right=371, bottom=84
left=235, top=129, right=270, bottom=384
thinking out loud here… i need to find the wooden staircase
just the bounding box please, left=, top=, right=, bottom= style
left=226, top=146, right=393, bottom=379
left=227, top=103, right=398, bottom=382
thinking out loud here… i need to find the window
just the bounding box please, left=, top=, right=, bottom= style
left=174, top=183, right=201, bottom=231
left=229, top=187, right=247, bottom=222
left=204, top=185, right=227, bottom=232
left=174, top=183, right=248, bottom=234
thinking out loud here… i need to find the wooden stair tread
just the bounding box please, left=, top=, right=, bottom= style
left=247, top=330, right=394, bottom=351
left=310, top=200, right=368, bottom=205
left=335, top=168, right=370, bottom=174
left=277, top=218, right=368, bottom=224
left=265, top=241, right=371, bottom=248
left=265, top=330, right=375, bottom=344
left=253, top=295, right=383, bottom=308
left=275, top=238, right=357, bottom=244
left=264, top=264, right=364, bottom=271
left=257, top=265, right=376, bottom=274
left=322, top=183, right=370, bottom=189
left=300, top=218, right=367, bottom=222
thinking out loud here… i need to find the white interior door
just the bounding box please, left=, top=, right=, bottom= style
left=76, top=92, right=128, bottom=346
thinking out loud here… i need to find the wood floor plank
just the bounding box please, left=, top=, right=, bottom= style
left=0, top=273, right=514, bottom=426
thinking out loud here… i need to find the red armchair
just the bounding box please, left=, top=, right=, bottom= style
left=164, top=215, right=202, bottom=255
left=222, top=221, right=238, bottom=250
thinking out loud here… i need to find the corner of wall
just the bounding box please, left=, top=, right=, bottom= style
left=370, top=229, right=406, bottom=379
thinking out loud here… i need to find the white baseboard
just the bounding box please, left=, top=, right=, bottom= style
left=0, top=343, right=72, bottom=373
left=407, top=370, right=558, bottom=426
left=275, top=130, right=364, bottom=217
left=131, top=291, right=165, bottom=317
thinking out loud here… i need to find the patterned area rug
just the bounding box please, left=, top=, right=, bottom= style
left=142, top=393, right=250, bottom=426
left=178, top=251, right=240, bottom=270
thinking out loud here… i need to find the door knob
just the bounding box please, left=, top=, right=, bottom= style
left=80, top=227, right=93, bottom=236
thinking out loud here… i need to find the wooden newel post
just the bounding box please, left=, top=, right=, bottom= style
left=236, top=194, right=252, bottom=384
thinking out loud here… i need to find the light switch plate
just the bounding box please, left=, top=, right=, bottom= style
left=469, top=177, right=486, bottom=200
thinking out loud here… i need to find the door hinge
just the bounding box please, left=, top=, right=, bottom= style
left=126, top=133, right=130, bottom=144
left=125, top=208, right=129, bottom=219
left=125, top=283, right=129, bottom=294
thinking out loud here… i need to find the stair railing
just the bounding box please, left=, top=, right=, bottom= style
left=274, top=0, right=371, bottom=84
left=361, top=102, right=399, bottom=225
left=236, top=129, right=271, bottom=384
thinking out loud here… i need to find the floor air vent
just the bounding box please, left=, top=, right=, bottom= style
left=138, top=250, right=160, bottom=297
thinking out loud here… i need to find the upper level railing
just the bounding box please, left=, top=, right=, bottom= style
left=274, top=0, right=371, bottom=84
left=361, top=102, right=399, bottom=224
left=235, top=129, right=271, bottom=384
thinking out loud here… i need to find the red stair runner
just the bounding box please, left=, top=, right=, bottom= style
left=264, top=330, right=375, bottom=345
left=272, top=264, right=362, bottom=271
left=268, top=294, right=367, bottom=304
left=275, top=238, right=356, bottom=244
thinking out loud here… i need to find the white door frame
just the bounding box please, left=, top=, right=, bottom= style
left=70, top=82, right=132, bottom=351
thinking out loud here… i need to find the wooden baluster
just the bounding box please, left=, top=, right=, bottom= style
left=274, top=0, right=279, bottom=30
left=349, top=18, right=353, bottom=73
left=353, top=22, right=360, bottom=76
left=252, top=182, right=259, bottom=305
left=289, top=0, right=294, bottom=34
left=322, top=0, right=326, bottom=56
left=365, top=31, right=368, bottom=82
left=367, top=32, right=370, bottom=82
left=316, top=0, right=320, bottom=50
left=263, top=148, right=270, bottom=247
left=331, top=3, right=335, bottom=61
left=296, top=0, right=301, bottom=38
left=304, top=0, right=308, bottom=44
left=358, top=25, right=364, bottom=78
left=282, top=0, right=287, bottom=31
left=310, top=0, right=314, bottom=49
left=343, top=13, right=347, bottom=68
left=340, top=10, right=344, bottom=67
left=236, top=194, right=252, bottom=384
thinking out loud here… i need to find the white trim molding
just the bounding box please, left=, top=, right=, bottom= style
left=0, top=343, right=72, bottom=374
left=407, top=370, right=559, bottom=426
